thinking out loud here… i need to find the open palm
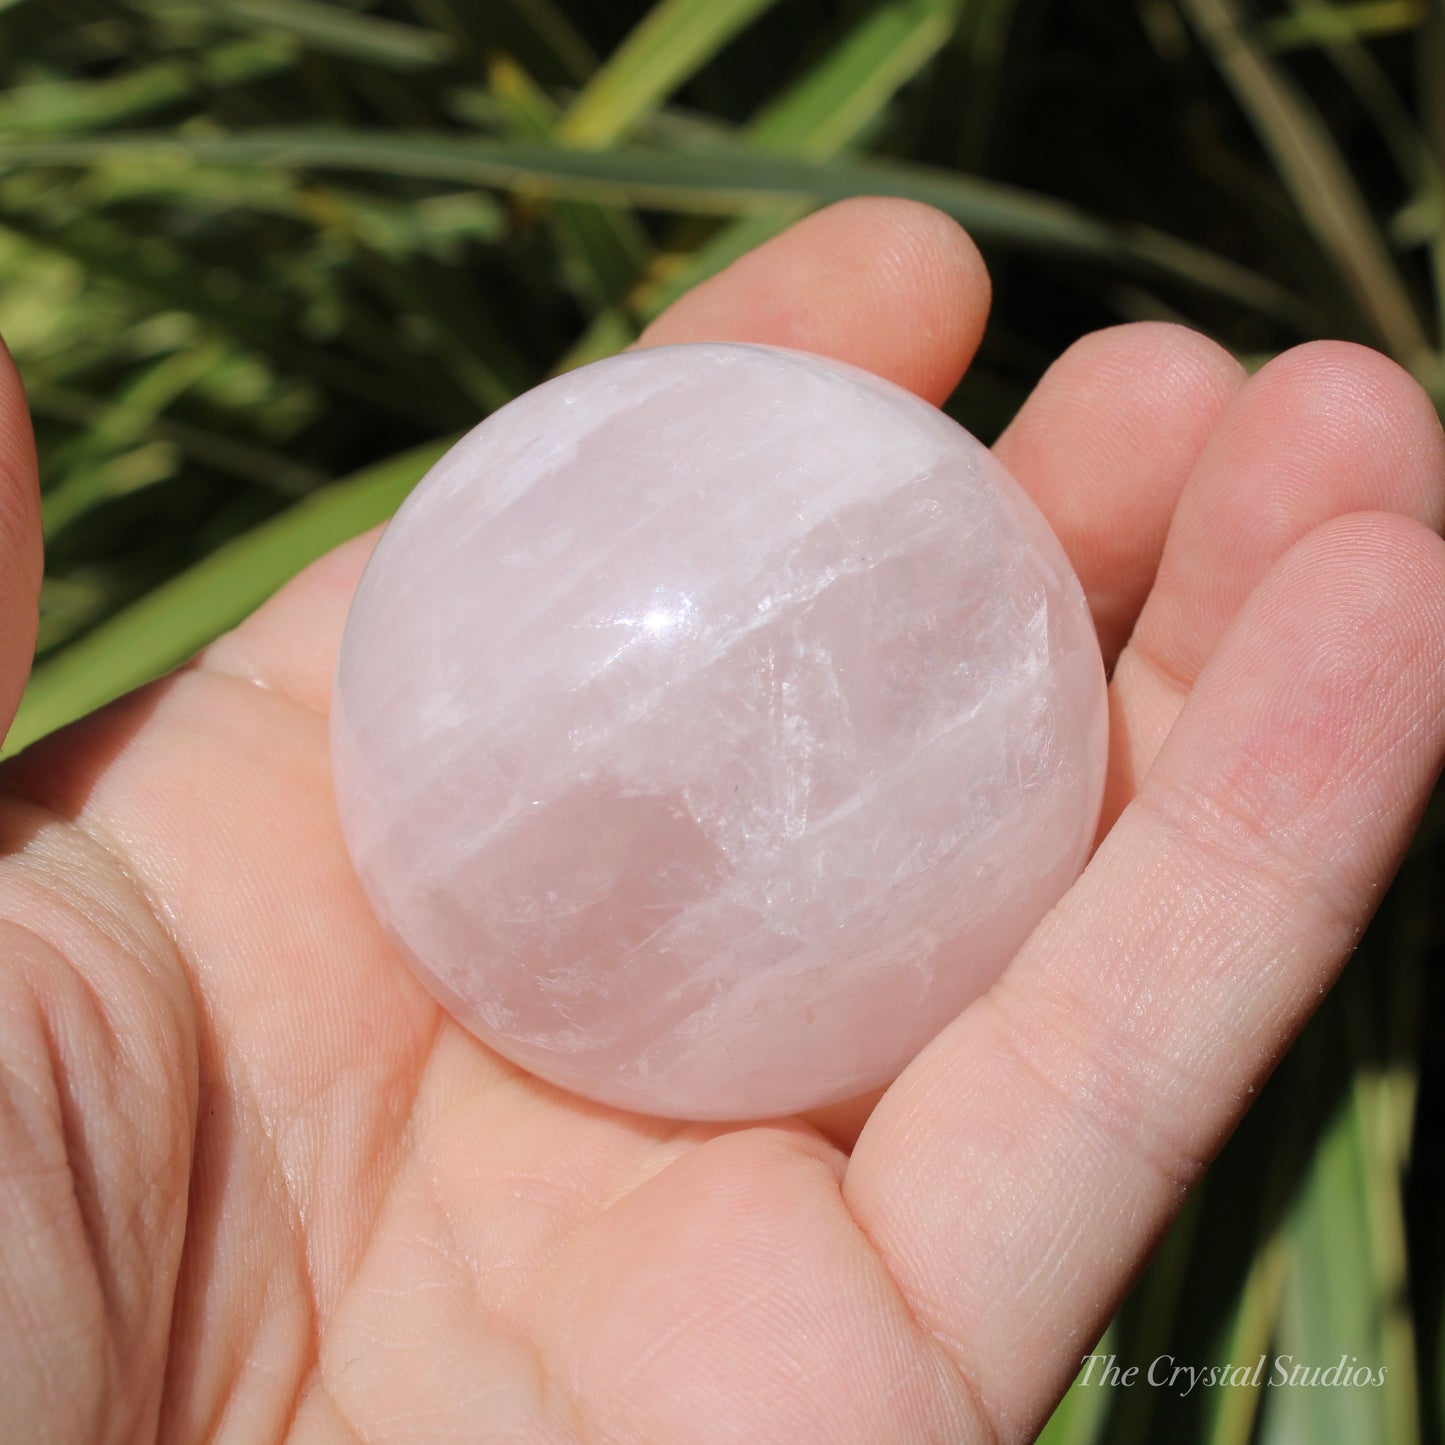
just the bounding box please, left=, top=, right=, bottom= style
left=3, top=199, right=1443, bottom=1444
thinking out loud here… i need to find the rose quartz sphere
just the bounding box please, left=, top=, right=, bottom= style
left=331, top=343, right=1107, bottom=1120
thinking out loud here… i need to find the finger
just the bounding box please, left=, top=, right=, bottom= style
left=1104, top=342, right=1445, bottom=828
left=993, top=323, right=1245, bottom=666
left=845, top=511, right=1445, bottom=1439
left=203, top=198, right=994, bottom=715
left=0, top=338, right=42, bottom=741
left=637, top=197, right=991, bottom=406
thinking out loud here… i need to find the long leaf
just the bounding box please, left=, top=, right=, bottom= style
left=555, top=0, right=782, bottom=147
left=0, top=207, right=464, bottom=428
left=1278, top=0, right=1445, bottom=354
left=32, top=382, right=326, bottom=498
left=406, top=0, right=595, bottom=84
left=41, top=340, right=231, bottom=536
left=1180, top=0, right=1433, bottom=366
left=1035, top=1324, right=1118, bottom=1445
left=1257, top=0, right=1428, bottom=48
left=0, top=129, right=1310, bottom=321
left=1421, top=5, right=1445, bottom=352
left=8, top=435, right=454, bottom=754
left=1344, top=907, right=1425, bottom=1445
left=489, top=55, right=651, bottom=312
left=557, top=0, right=971, bottom=370
left=0, top=39, right=292, bottom=135
left=1197, top=1068, right=1312, bottom=1445
left=747, top=0, right=965, bottom=158
left=1256, top=1000, right=1395, bottom=1445
left=139, top=0, right=454, bottom=70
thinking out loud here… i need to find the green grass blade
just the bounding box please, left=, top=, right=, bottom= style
left=488, top=0, right=597, bottom=80
left=1035, top=1324, right=1118, bottom=1445
left=1277, top=0, right=1445, bottom=355
left=1260, top=1129, right=1379, bottom=1444
left=41, top=340, right=230, bottom=536
left=558, top=0, right=971, bottom=369
left=1348, top=1066, right=1423, bottom=1445
left=1200, top=1220, right=1290, bottom=1445
left=1101, top=1189, right=1208, bottom=1445
left=1256, top=0, right=1428, bottom=48
left=8, top=435, right=454, bottom=754
left=0, top=130, right=1309, bottom=320
left=1197, top=1068, right=1314, bottom=1445
left=952, top=0, right=1026, bottom=164
left=554, top=0, right=783, bottom=147
left=296, top=186, right=528, bottom=413
left=1180, top=0, right=1434, bottom=367
left=1345, top=917, right=1425, bottom=1445
left=140, top=0, right=454, bottom=70
left=0, top=39, right=292, bottom=135
left=747, top=0, right=965, bottom=157
left=407, top=0, right=595, bottom=84
left=31, top=382, right=326, bottom=498
left=1421, top=7, right=1445, bottom=353
left=489, top=55, right=651, bottom=313
left=0, top=207, right=462, bottom=428
left=1256, top=1004, right=1397, bottom=1445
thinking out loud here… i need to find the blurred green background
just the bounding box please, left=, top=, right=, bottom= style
left=0, top=1, right=1441, bottom=1440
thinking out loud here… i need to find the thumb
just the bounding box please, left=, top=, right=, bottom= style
left=0, top=335, right=42, bottom=745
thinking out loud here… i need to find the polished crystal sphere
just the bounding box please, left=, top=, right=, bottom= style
left=331, top=343, right=1107, bottom=1119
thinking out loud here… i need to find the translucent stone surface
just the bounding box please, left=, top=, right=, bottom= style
left=331, top=343, right=1107, bottom=1119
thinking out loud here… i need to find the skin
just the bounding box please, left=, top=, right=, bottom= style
left=1, top=197, right=1443, bottom=1444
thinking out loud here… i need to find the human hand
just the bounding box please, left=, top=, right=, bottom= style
left=2, top=198, right=1442, bottom=1443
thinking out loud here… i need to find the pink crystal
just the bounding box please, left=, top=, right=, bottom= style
left=331, top=343, right=1107, bottom=1119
